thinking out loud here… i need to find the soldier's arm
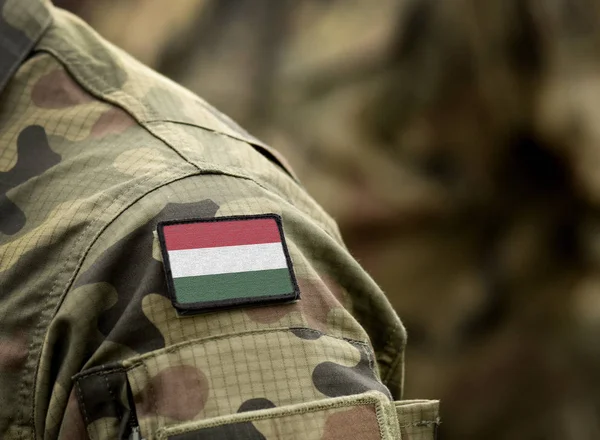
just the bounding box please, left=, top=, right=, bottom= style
left=56, top=171, right=438, bottom=439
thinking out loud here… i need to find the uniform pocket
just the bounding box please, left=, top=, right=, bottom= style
left=75, top=328, right=397, bottom=439
left=74, top=328, right=439, bottom=439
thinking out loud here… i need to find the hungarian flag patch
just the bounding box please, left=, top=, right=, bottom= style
left=157, top=214, right=300, bottom=315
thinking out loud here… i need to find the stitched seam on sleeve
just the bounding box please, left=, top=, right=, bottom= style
left=26, top=161, right=177, bottom=437
left=398, top=419, right=441, bottom=428
left=75, top=379, right=93, bottom=440
left=143, top=362, right=160, bottom=427
left=102, top=374, right=121, bottom=421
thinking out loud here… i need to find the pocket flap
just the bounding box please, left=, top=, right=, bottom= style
left=157, top=391, right=400, bottom=440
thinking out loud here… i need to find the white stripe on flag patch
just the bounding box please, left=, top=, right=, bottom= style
left=167, top=242, right=288, bottom=278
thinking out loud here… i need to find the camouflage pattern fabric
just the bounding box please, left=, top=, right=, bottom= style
left=0, top=1, right=438, bottom=439
left=57, top=0, right=600, bottom=438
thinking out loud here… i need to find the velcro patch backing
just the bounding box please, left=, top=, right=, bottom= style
left=157, top=214, right=300, bottom=315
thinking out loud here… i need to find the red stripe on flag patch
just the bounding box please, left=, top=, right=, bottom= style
left=163, top=217, right=282, bottom=251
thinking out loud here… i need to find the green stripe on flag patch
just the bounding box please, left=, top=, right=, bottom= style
left=173, top=269, right=294, bottom=304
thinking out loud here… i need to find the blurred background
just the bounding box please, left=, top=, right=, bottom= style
left=54, top=0, right=600, bottom=438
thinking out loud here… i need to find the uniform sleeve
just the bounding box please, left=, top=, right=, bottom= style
left=53, top=172, right=435, bottom=439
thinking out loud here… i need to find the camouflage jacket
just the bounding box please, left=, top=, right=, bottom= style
left=0, top=1, right=439, bottom=439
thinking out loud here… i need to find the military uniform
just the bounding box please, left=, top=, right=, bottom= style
left=0, top=1, right=439, bottom=438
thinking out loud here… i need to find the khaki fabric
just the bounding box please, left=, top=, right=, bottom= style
left=0, top=1, right=437, bottom=439
left=395, top=400, right=440, bottom=440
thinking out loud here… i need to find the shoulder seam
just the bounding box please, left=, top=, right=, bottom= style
left=35, top=9, right=299, bottom=182
left=35, top=45, right=301, bottom=190
left=145, top=118, right=299, bottom=181
left=35, top=45, right=203, bottom=173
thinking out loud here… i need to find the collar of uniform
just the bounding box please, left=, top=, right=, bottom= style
left=0, top=0, right=52, bottom=94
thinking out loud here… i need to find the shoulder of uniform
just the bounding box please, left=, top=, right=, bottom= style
left=36, top=5, right=297, bottom=180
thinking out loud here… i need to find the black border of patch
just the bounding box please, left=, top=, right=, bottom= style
left=157, top=214, right=300, bottom=315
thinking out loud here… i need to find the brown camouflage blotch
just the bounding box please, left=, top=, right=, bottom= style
left=57, top=388, right=87, bottom=440
left=136, top=365, right=209, bottom=421
left=245, top=277, right=344, bottom=332
left=299, top=277, right=346, bottom=333
left=321, top=274, right=349, bottom=309
left=243, top=302, right=292, bottom=325
left=90, top=107, right=137, bottom=138
left=0, top=332, right=28, bottom=371
left=31, top=68, right=93, bottom=109
left=322, top=405, right=380, bottom=440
